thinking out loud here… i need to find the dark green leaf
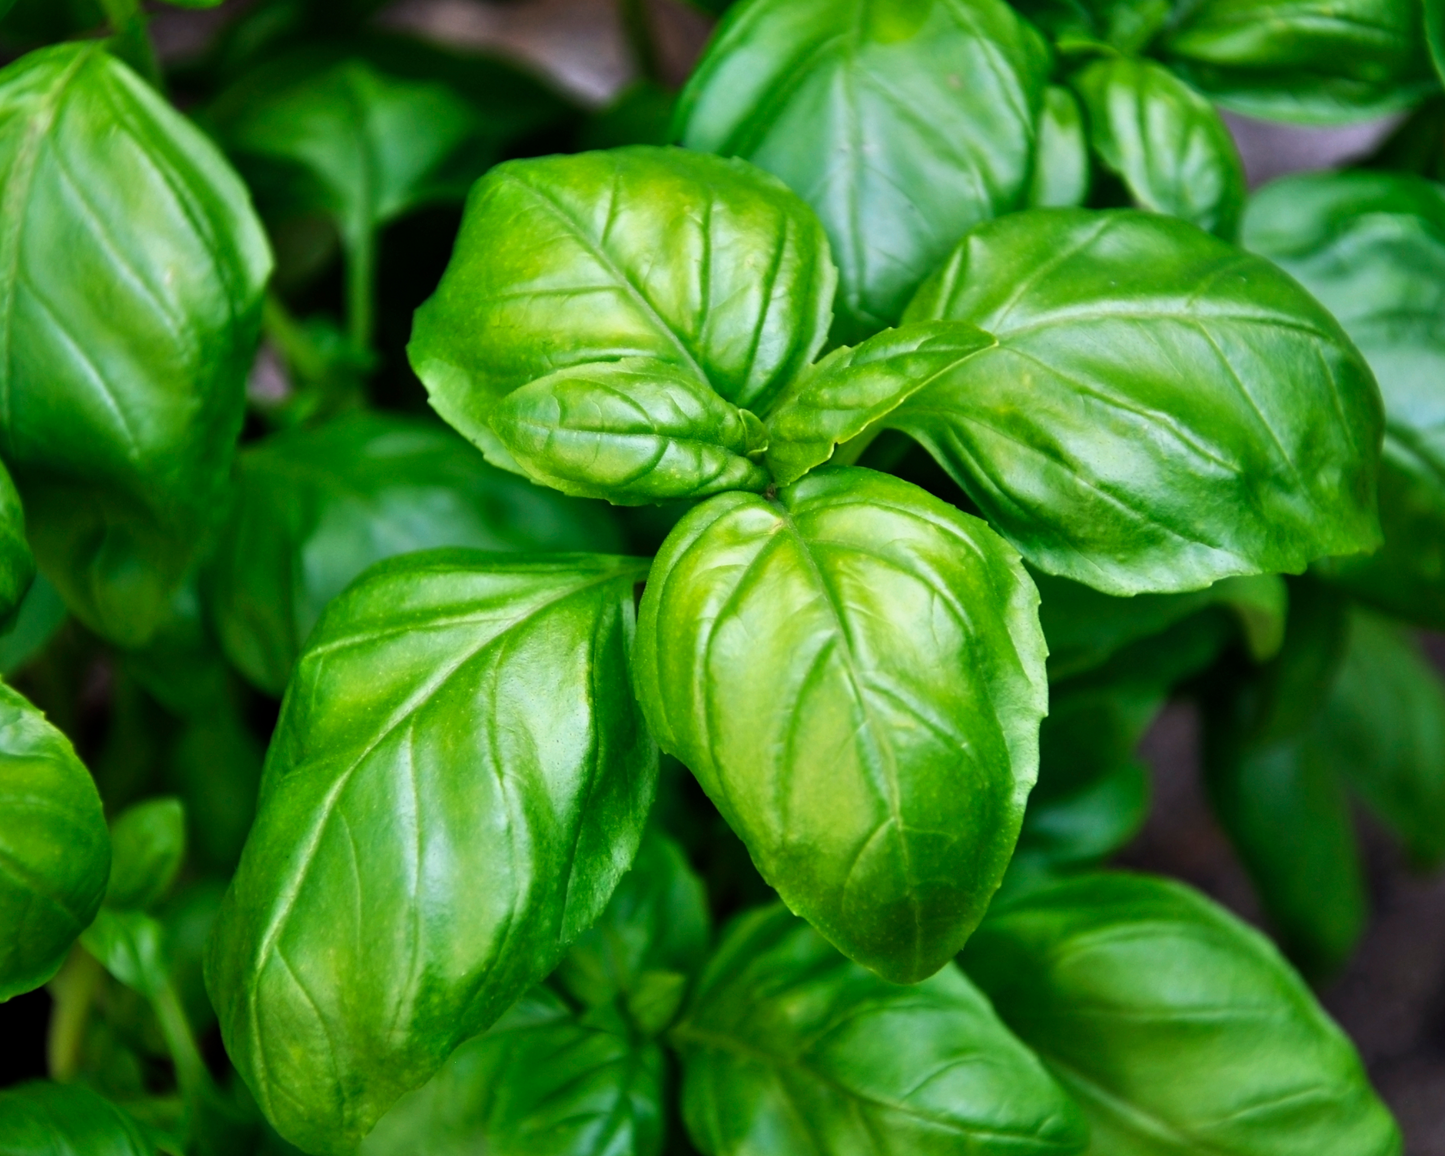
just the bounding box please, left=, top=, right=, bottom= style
left=1070, top=56, right=1244, bottom=237
left=899, top=209, right=1383, bottom=595
left=121, top=579, right=231, bottom=719
left=963, top=872, right=1401, bottom=1156
left=1243, top=172, right=1445, bottom=628
left=634, top=467, right=1047, bottom=982
left=671, top=904, right=1087, bottom=1156
left=675, top=0, right=1049, bottom=339
left=164, top=707, right=262, bottom=874
left=0, top=456, right=33, bottom=628
left=204, top=411, right=623, bottom=695
left=1430, top=0, right=1444, bottom=84
left=1027, top=85, right=1091, bottom=210
left=581, top=80, right=676, bottom=150
left=0, top=1082, right=154, bottom=1155
left=409, top=146, right=836, bottom=436
left=82, top=907, right=169, bottom=998
left=106, top=798, right=186, bottom=912
left=0, top=44, right=270, bottom=647
left=0, top=681, right=109, bottom=1001
left=763, top=321, right=995, bottom=486
left=362, top=989, right=664, bottom=1156
left=1160, top=0, right=1435, bottom=123
left=491, top=359, right=771, bottom=504
left=0, top=571, right=65, bottom=675
left=207, top=551, right=657, bottom=1154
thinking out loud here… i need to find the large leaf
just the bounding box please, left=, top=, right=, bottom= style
left=204, top=411, right=623, bottom=695
left=672, top=904, right=1087, bottom=1156
left=206, top=551, right=657, bottom=1154
left=362, top=989, right=664, bottom=1156
left=1160, top=0, right=1436, bottom=123
left=963, top=873, right=1401, bottom=1156
left=1243, top=172, right=1445, bottom=628
left=0, top=44, right=270, bottom=647
left=0, top=457, right=32, bottom=627
left=898, top=209, right=1383, bottom=595
left=0, top=681, right=110, bottom=1002
left=0, top=1082, right=154, bottom=1156
left=633, top=467, right=1047, bottom=982
left=675, top=0, right=1049, bottom=340
left=1070, top=55, right=1244, bottom=238
left=409, top=146, right=836, bottom=443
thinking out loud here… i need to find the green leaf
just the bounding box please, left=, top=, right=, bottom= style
left=763, top=321, right=996, bottom=486
left=490, top=358, right=771, bottom=504
left=0, top=1082, right=155, bottom=1155
left=581, top=80, right=676, bottom=150
left=963, top=872, right=1401, bottom=1156
left=106, top=798, right=186, bottom=912
left=0, top=44, right=271, bottom=648
left=0, top=681, right=109, bottom=1001
left=1070, top=56, right=1245, bottom=238
left=81, top=907, right=169, bottom=999
left=164, top=708, right=262, bottom=874
left=0, top=570, right=64, bottom=676
left=1430, top=0, right=1445, bottom=85
left=675, top=0, right=1049, bottom=340
left=0, top=456, right=33, bottom=628
left=409, top=146, right=836, bottom=431
left=634, top=467, right=1047, bottom=982
left=362, top=989, right=664, bottom=1156
left=206, top=550, right=657, bottom=1154
left=555, top=828, right=710, bottom=1029
left=1243, top=172, right=1445, bottom=629
left=1027, top=85, right=1091, bottom=210
left=1160, top=0, right=1436, bottom=123
left=899, top=209, right=1383, bottom=595
left=1320, top=609, right=1445, bottom=868
left=671, top=904, right=1087, bottom=1156
left=204, top=411, right=623, bottom=695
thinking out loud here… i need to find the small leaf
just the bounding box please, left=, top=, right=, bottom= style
left=106, top=798, right=186, bottom=912
left=491, top=359, right=771, bottom=504
left=1027, top=85, right=1091, bottom=209
left=207, top=551, right=657, bottom=1154
left=675, top=0, right=1050, bottom=339
left=963, top=872, right=1401, bottom=1156
left=634, top=467, right=1047, bottom=982
left=0, top=458, right=33, bottom=628
left=900, top=209, right=1383, bottom=595
left=671, top=904, right=1087, bottom=1156
left=1070, top=55, right=1244, bottom=237
left=764, top=321, right=995, bottom=486
left=0, top=572, right=65, bottom=677
left=0, top=1082, right=155, bottom=1156
left=0, top=681, right=110, bottom=1002
left=81, top=908, right=169, bottom=999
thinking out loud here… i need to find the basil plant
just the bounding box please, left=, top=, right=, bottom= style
left=0, top=0, right=1440, bottom=1151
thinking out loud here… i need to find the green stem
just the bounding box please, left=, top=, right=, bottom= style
left=152, top=980, right=211, bottom=1104
left=47, top=948, right=103, bottom=1081
left=344, top=227, right=376, bottom=355
left=619, top=0, right=663, bottom=84
left=97, top=0, right=162, bottom=90
left=262, top=293, right=327, bottom=385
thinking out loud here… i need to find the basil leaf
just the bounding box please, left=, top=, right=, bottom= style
left=676, top=0, right=1049, bottom=340
left=0, top=1082, right=154, bottom=1156
left=0, top=681, right=110, bottom=1001
left=555, top=828, right=710, bottom=1028
left=106, top=798, right=185, bottom=912
left=1321, top=609, right=1445, bottom=868
left=1160, top=0, right=1435, bottom=123
left=0, top=572, right=64, bottom=676
left=207, top=550, right=657, bottom=1154
left=1070, top=56, right=1245, bottom=238
left=672, top=904, right=1087, bottom=1156
left=1431, top=0, right=1444, bottom=84
left=491, top=359, right=771, bottom=504
left=0, top=458, right=33, bottom=628
left=409, top=146, right=835, bottom=425
left=205, top=411, right=622, bottom=695
left=1243, top=172, right=1445, bottom=629
left=81, top=907, right=169, bottom=999
left=634, top=467, right=1047, bottom=982
left=0, top=44, right=270, bottom=647
left=362, top=989, right=664, bottom=1156
left=764, top=322, right=995, bottom=486
left=1028, top=85, right=1091, bottom=210
left=899, top=209, right=1383, bottom=595
left=165, top=707, right=261, bottom=874
left=963, top=872, right=1401, bottom=1156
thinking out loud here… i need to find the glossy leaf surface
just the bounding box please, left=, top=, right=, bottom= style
left=0, top=44, right=270, bottom=646
left=207, top=551, right=656, bottom=1154
left=1028, top=85, right=1090, bottom=210
left=205, top=411, right=623, bottom=695
left=634, top=467, right=1047, bottom=982
left=672, top=904, right=1087, bottom=1156
left=0, top=681, right=109, bottom=1001
left=106, top=797, right=185, bottom=911
left=900, top=209, right=1383, bottom=595
left=80, top=907, right=168, bottom=998
left=0, top=1082, right=154, bottom=1156
left=491, top=358, right=771, bottom=504
left=363, top=989, right=664, bottom=1156
left=0, top=458, right=32, bottom=627
left=410, top=146, right=836, bottom=431
left=964, top=873, right=1401, bottom=1156
left=1071, top=56, right=1244, bottom=237
left=1243, top=172, right=1445, bottom=628
left=676, top=0, right=1049, bottom=339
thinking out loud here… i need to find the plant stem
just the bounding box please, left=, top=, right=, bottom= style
left=344, top=227, right=376, bottom=356
left=152, top=980, right=211, bottom=1104
left=619, top=0, right=663, bottom=85
left=47, top=948, right=103, bottom=1081
left=97, top=0, right=163, bottom=91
